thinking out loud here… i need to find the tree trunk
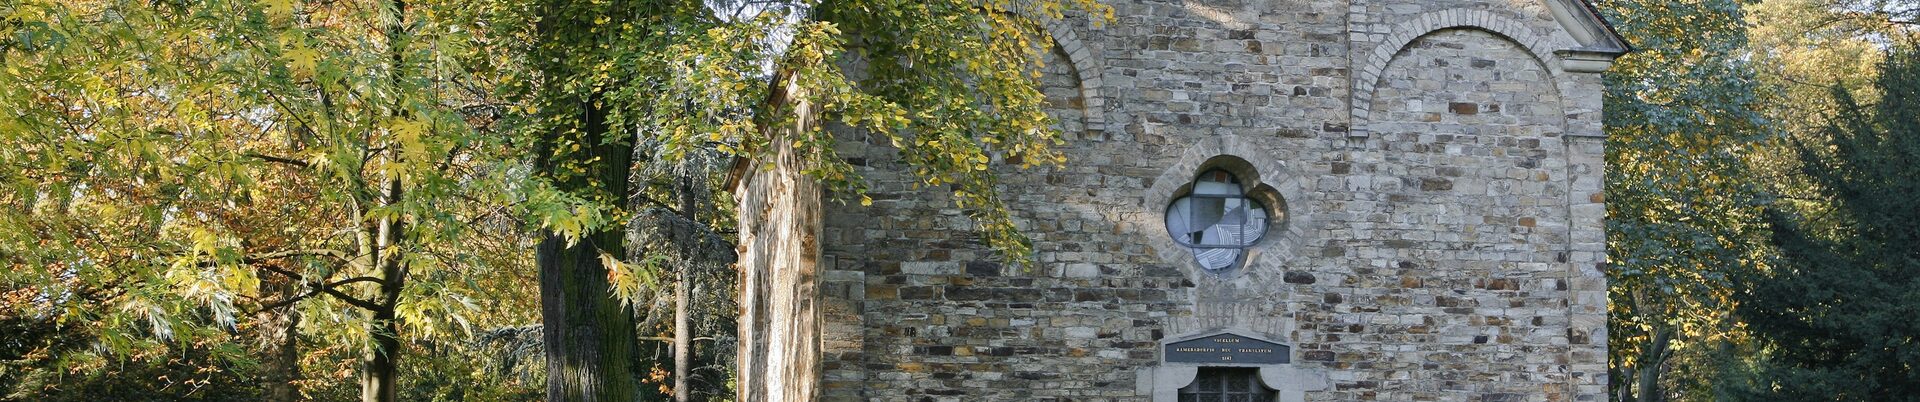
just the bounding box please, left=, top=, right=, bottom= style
left=259, top=277, right=302, bottom=402
left=1634, top=325, right=1672, bottom=402
left=268, top=311, right=302, bottom=402
left=535, top=90, right=641, bottom=402
left=674, top=175, right=694, bottom=402
left=674, top=266, right=690, bottom=402
left=360, top=308, right=400, bottom=402
left=362, top=180, right=407, bottom=402
left=537, top=230, right=641, bottom=402
left=734, top=73, right=824, bottom=402
left=361, top=1, right=409, bottom=399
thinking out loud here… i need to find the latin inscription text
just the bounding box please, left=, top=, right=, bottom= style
left=1163, top=333, right=1290, bottom=364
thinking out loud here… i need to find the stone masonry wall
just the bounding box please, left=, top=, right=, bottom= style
left=816, top=1, right=1612, bottom=400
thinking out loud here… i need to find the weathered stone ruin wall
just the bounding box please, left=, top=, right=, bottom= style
left=816, top=0, right=1613, bottom=400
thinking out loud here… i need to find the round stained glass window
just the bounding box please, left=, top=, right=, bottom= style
left=1165, top=170, right=1268, bottom=271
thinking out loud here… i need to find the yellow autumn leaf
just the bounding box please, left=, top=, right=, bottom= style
left=260, top=0, right=295, bottom=21
left=392, top=118, right=429, bottom=158
left=286, top=47, right=320, bottom=77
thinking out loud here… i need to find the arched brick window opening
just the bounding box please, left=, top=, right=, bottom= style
left=1177, top=367, right=1277, bottom=402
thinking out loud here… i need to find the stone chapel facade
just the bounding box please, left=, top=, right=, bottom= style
left=816, top=0, right=1627, bottom=400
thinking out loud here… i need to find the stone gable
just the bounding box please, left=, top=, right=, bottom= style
left=817, top=1, right=1623, bottom=400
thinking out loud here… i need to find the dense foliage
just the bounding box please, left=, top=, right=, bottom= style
left=1732, top=46, right=1920, bottom=400
left=2, top=0, right=1104, bottom=399
left=1598, top=0, right=1918, bottom=400
left=0, top=0, right=551, bottom=399
left=2, top=0, right=1915, bottom=400
left=1597, top=0, right=1773, bottom=399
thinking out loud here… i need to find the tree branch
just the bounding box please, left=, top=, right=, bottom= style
left=250, top=275, right=389, bottom=314
left=246, top=249, right=353, bottom=263
left=244, top=152, right=312, bottom=168
left=314, top=284, right=385, bottom=311
left=325, top=276, right=386, bottom=288
left=248, top=259, right=387, bottom=312
left=255, top=290, right=318, bottom=313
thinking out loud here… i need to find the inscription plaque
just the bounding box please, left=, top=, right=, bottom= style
left=1164, top=332, right=1290, bottom=364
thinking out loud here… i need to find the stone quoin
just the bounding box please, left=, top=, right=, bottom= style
left=815, top=0, right=1627, bottom=400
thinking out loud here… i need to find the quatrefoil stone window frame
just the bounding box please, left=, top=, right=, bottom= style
left=1166, top=169, right=1273, bottom=272
left=1144, top=136, right=1313, bottom=279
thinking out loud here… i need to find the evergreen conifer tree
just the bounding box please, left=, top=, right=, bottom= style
left=1739, top=45, right=1920, bottom=400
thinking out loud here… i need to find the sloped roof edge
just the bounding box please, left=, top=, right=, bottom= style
left=1580, top=0, right=1632, bottom=52
left=1552, top=0, right=1633, bottom=54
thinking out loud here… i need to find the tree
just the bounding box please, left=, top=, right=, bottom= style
left=504, top=0, right=741, bottom=399
left=1749, top=0, right=1896, bottom=130
left=525, top=23, right=645, bottom=402
left=0, top=0, right=535, bottom=400
left=1747, top=0, right=1915, bottom=213
left=494, top=0, right=1104, bottom=399
left=3, top=0, right=1111, bottom=400
left=720, top=2, right=1109, bottom=399
left=621, top=149, right=740, bottom=401
left=1595, top=1, right=1774, bottom=400
left=1734, top=45, right=1920, bottom=401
